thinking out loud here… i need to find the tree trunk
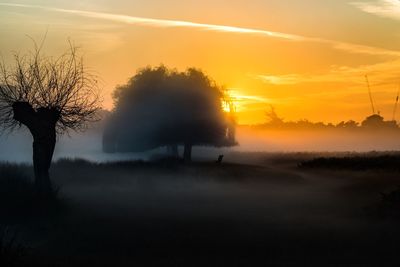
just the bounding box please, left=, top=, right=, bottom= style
left=183, top=142, right=192, bottom=162
left=32, top=136, right=56, bottom=195
left=12, top=102, right=59, bottom=196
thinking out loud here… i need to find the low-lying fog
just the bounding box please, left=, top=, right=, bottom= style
left=238, top=127, right=400, bottom=152
left=2, top=126, right=400, bottom=265
left=1, top=126, right=399, bottom=163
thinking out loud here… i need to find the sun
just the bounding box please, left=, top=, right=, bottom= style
left=222, top=89, right=243, bottom=113
left=223, top=88, right=271, bottom=113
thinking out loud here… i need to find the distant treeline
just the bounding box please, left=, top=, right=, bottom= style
left=251, top=107, right=399, bottom=130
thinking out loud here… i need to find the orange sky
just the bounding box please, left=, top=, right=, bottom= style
left=1, top=0, right=400, bottom=124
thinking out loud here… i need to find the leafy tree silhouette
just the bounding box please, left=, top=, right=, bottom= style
left=0, top=42, right=100, bottom=195
left=103, top=66, right=236, bottom=161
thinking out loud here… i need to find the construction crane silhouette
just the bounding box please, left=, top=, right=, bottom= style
left=365, top=75, right=376, bottom=115
left=392, top=80, right=400, bottom=121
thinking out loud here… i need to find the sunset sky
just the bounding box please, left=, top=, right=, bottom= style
left=1, top=0, right=400, bottom=124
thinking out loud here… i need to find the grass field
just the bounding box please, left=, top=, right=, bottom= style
left=1, top=152, right=400, bottom=266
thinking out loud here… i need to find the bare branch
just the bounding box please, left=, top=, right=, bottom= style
left=0, top=41, right=102, bottom=135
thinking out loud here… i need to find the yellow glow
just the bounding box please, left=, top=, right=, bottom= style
left=224, top=89, right=270, bottom=113
left=1, top=1, right=400, bottom=124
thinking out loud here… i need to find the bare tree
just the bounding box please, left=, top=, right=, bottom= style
left=0, top=42, right=101, bottom=195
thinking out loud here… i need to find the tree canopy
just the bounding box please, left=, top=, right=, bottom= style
left=103, top=66, right=236, bottom=158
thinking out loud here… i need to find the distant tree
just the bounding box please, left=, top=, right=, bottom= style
left=361, top=114, right=397, bottom=129
left=336, top=120, right=358, bottom=129
left=265, top=106, right=284, bottom=126
left=0, top=43, right=100, bottom=195
left=103, top=66, right=236, bottom=161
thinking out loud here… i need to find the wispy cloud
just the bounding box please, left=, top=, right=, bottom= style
left=254, top=72, right=358, bottom=85
left=226, top=89, right=271, bottom=111
left=255, top=74, right=311, bottom=85
left=1, top=2, right=400, bottom=57
left=0, top=3, right=302, bottom=41
left=255, top=60, right=400, bottom=85
left=351, top=0, right=400, bottom=20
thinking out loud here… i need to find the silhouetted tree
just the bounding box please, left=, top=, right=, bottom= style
left=336, top=120, right=358, bottom=129
left=0, top=43, right=100, bottom=195
left=361, top=114, right=397, bottom=129
left=265, top=105, right=284, bottom=127
left=104, top=66, right=236, bottom=161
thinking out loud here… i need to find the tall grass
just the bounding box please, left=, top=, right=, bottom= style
left=0, top=225, right=26, bottom=267
left=299, top=154, right=400, bottom=171
left=0, top=163, right=64, bottom=223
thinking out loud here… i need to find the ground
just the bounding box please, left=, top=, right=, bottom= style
left=2, top=152, right=400, bottom=266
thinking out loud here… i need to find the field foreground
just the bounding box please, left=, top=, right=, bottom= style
left=2, top=152, right=400, bottom=266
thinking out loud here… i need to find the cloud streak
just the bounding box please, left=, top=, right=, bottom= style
left=225, top=89, right=271, bottom=111
left=255, top=59, right=400, bottom=85
left=351, top=0, right=400, bottom=20
left=1, top=2, right=400, bottom=57
left=0, top=3, right=302, bottom=41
